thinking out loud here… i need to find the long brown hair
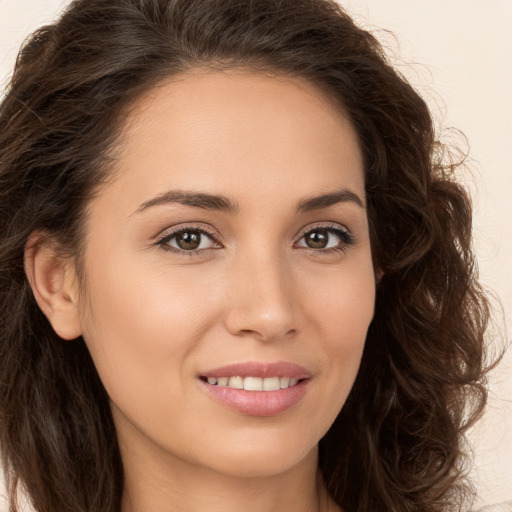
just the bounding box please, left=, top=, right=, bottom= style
left=0, top=1, right=490, bottom=511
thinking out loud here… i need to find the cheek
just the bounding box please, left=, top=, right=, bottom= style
left=299, top=254, right=376, bottom=340
left=77, top=251, right=223, bottom=401
left=298, top=258, right=375, bottom=405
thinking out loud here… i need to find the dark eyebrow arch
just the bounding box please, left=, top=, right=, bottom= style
left=297, top=188, right=365, bottom=213
left=135, top=190, right=239, bottom=215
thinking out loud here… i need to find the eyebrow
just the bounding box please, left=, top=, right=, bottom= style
left=297, top=188, right=365, bottom=212
left=135, top=190, right=239, bottom=214
left=134, top=187, right=364, bottom=215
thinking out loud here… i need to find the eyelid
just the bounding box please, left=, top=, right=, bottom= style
left=296, top=221, right=352, bottom=239
left=294, top=222, right=355, bottom=250
left=154, top=223, right=222, bottom=253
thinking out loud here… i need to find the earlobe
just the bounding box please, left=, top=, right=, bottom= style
left=24, top=232, right=82, bottom=340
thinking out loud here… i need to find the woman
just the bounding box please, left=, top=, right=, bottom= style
left=0, top=0, right=493, bottom=511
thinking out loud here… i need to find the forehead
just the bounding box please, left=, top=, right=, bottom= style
left=102, top=68, right=364, bottom=214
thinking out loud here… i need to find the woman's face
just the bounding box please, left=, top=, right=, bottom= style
left=76, top=69, right=376, bottom=479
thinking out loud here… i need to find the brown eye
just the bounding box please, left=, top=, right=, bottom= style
left=297, top=225, right=354, bottom=251
left=175, top=231, right=202, bottom=250
left=304, top=229, right=329, bottom=249
left=159, top=228, right=217, bottom=252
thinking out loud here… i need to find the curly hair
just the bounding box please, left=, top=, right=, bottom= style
left=0, top=1, right=490, bottom=511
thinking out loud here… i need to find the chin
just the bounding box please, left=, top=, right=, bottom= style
left=196, top=432, right=319, bottom=479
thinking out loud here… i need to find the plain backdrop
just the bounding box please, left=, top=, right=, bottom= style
left=0, top=0, right=511, bottom=509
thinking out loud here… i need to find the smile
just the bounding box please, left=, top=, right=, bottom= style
left=203, top=376, right=299, bottom=391
left=199, top=361, right=311, bottom=416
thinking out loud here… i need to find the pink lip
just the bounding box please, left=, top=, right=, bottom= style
left=200, top=361, right=312, bottom=379
left=198, top=361, right=312, bottom=417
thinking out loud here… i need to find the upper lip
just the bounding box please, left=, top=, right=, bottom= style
left=200, top=361, right=312, bottom=379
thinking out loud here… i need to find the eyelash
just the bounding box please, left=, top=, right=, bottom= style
left=155, top=225, right=221, bottom=256
left=155, top=223, right=355, bottom=256
left=295, top=223, right=355, bottom=254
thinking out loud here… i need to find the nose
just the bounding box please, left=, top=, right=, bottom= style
left=223, top=248, right=297, bottom=343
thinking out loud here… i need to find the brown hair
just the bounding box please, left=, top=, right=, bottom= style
left=0, top=1, right=490, bottom=511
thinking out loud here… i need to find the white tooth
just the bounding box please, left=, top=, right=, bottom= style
left=263, top=377, right=280, bottom=391
left=289, top=378, right=298, bottom=387
left=207, top=377, right=218, bottom=385
left=217, top=377, right=229, bottom=387
left=280, top=376, right=290, bottom=389
left=228, top=376, right=244, bottom=389
left=244, top=377, right=263, bottom=391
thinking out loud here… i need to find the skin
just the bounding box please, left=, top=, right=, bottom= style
left=27, top=69, right=376, bottom=512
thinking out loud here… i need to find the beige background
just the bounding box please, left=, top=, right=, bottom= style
left=1, top=0, right=510, bottom=508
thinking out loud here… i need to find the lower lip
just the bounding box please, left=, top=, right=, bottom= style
left=200, top=379, right=309, bottom=417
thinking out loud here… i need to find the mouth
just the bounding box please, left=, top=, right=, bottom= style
left=199, top=375, right=302, bottom=391
left=198, top=361, right=311, bottom=416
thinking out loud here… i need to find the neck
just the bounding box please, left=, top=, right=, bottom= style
left=120, top=439, right=339, bottom=512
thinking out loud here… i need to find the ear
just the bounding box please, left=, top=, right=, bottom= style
left=24, top=232, right=82, bottom=340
